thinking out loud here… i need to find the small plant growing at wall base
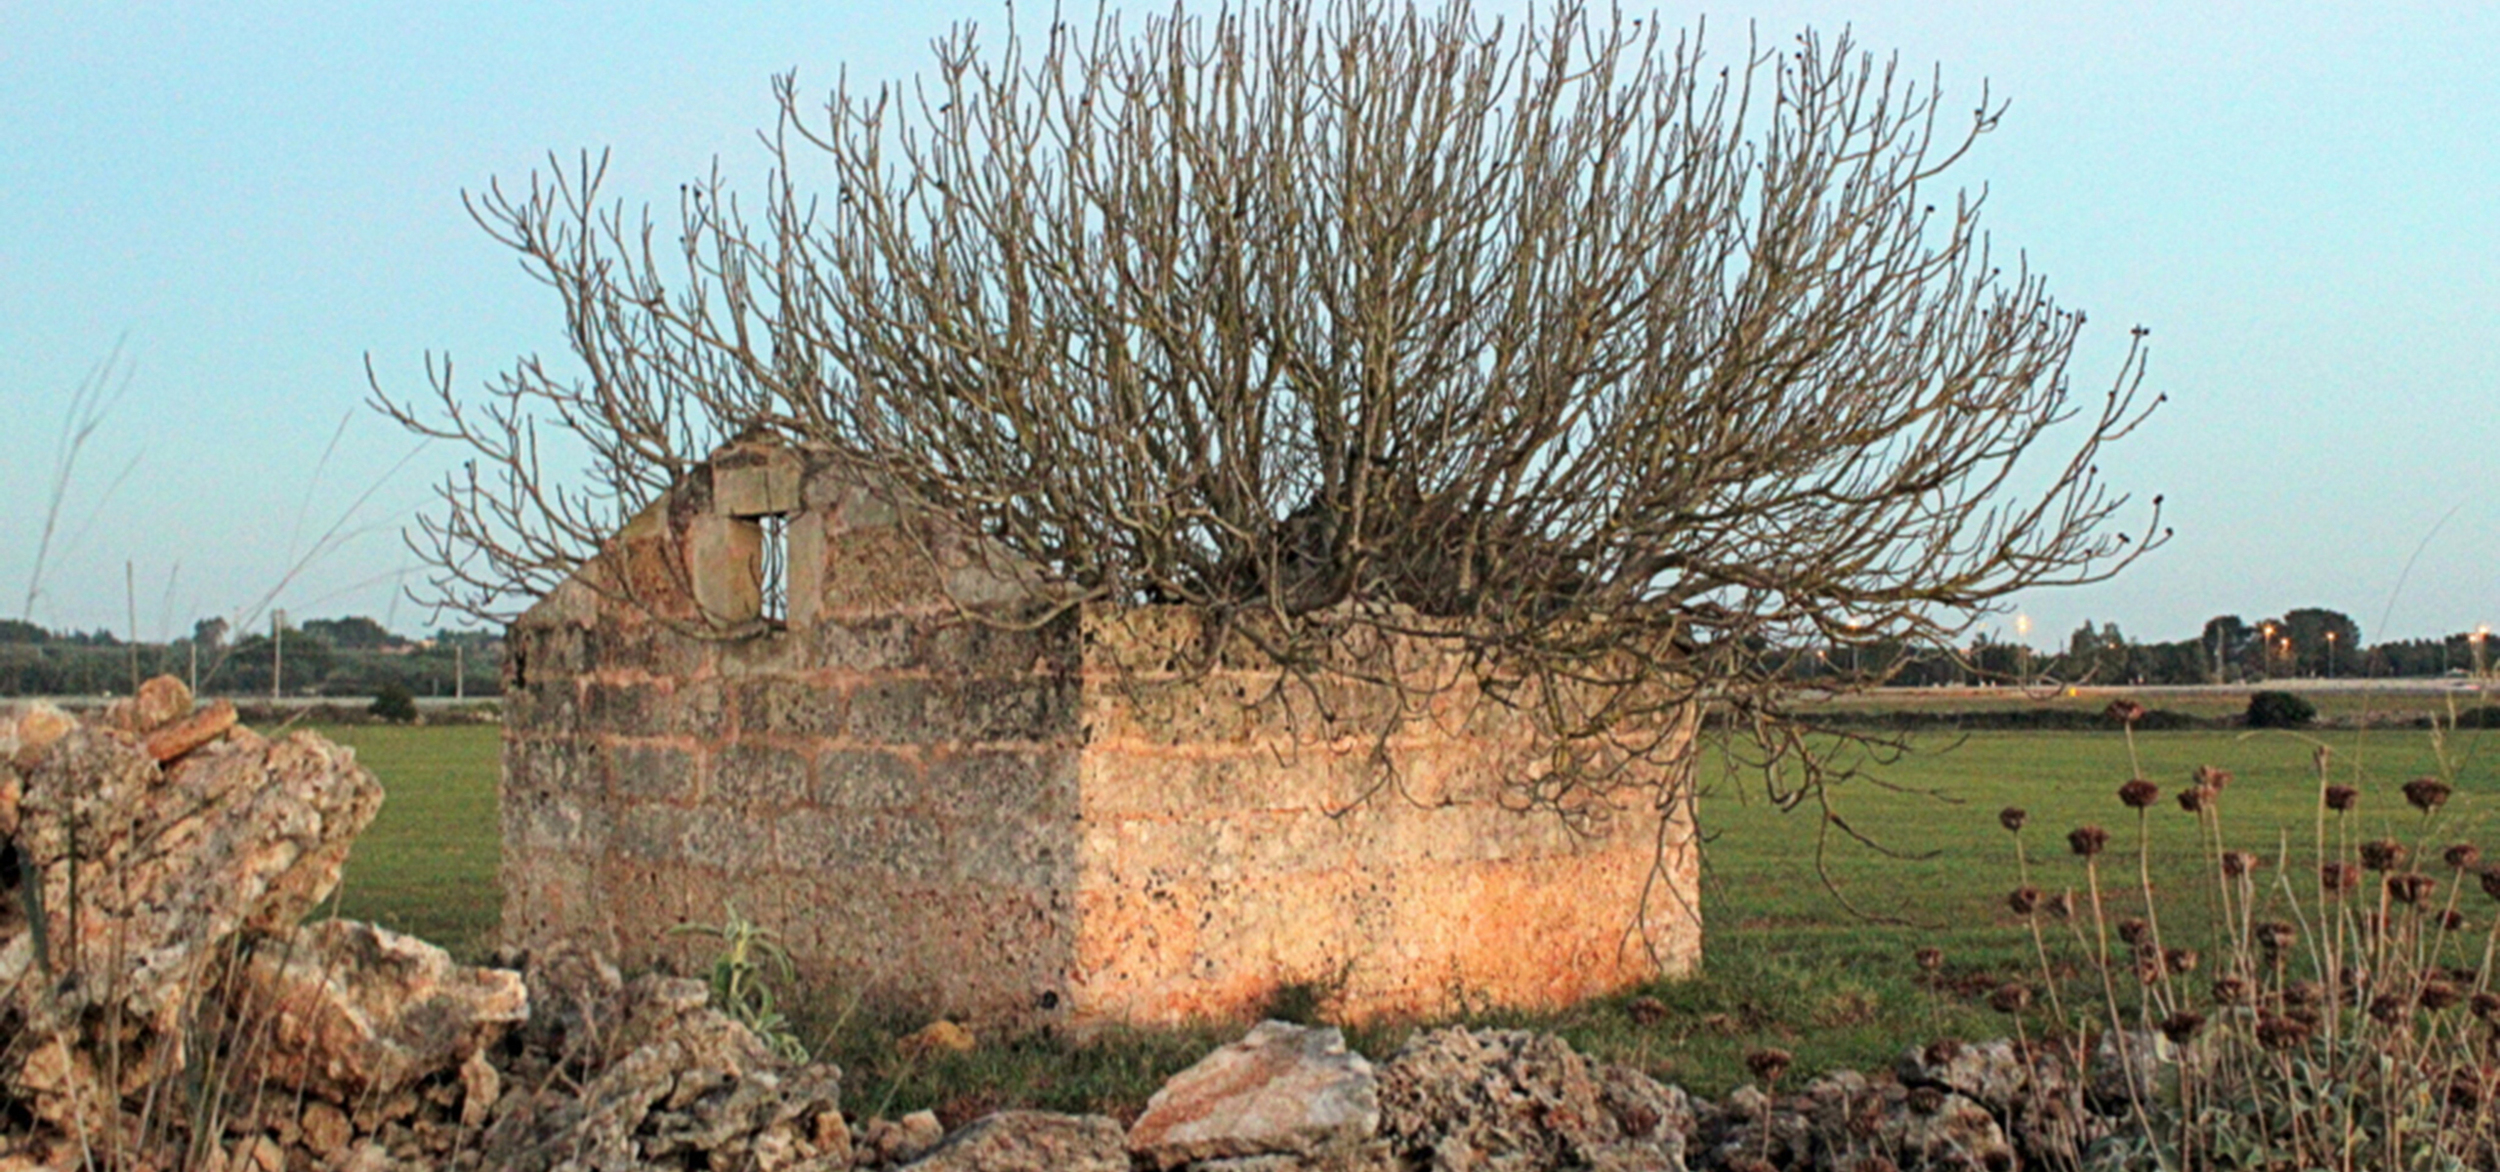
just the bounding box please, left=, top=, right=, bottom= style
left=672, top=905, right=810, bottom=1063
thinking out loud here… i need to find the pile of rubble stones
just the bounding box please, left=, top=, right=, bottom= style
left=5, top=679, right=2147, bottom=1171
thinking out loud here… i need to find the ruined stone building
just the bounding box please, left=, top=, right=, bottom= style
left=499, top=439, right=1699, bottom=1031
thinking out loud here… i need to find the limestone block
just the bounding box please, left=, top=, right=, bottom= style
left=604, top=743, right=699, bottom=803
left=711, top=442, right=802, bottom=518
left=808, top=748, right=920, bottom=810
left=732, top=677, right=847, bottom=740
left=710, top=742, right=811, bottom=810
left=686, top=513, right=765, bottom=627
left=784, top=508, right=826, bottom=628
left=1128, top=1021, right=1380, bottom=1169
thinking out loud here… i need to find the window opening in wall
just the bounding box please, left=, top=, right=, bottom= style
left=760, top=513, right=788, bottom=624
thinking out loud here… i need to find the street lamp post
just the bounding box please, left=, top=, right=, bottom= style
left=2326, top=631, right=2337, bottom=679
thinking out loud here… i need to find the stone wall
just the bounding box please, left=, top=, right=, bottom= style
left=501, top=440, right=1698, bottom=1031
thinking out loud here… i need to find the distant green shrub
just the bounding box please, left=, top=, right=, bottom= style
left=2245, top=690, right=2315, bottom=729
left=368, top=683, right=418, bottom=724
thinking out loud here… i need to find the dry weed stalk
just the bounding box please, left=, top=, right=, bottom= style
left=1994, top=704, right=2500, bottom=1169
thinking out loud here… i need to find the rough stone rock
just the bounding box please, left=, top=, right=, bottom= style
left=461, top=1049, right=505, bottom=1128
left=301, top=1099, right=355, bottom=1158
left=897, top=1019, right=977, bottom=1059
left=1, top=700, right=76, bottom=769
left=2087, top=1029, right=2203, bottom=1112
left=227, top=919, right=527, bottom=1102
left=11, top=1033, right=113, bottom=1139
left=1693, top=1083, right=1819, bottom=1171
left=512, top=937, right=628, bottom=1069
left=862, top=1110, right=948, bottom=1166
left=476, top=974, right=847, bottom=1172
left=1877, top=1089, right=2016, bottom=1171
left=0, top=763, right=19, bottom=840
left=1896, top=1038, right=2033, bottom=1114
left=1375, top=1028, right=1689, bottom=1172
left=1897, top=1037, right=2103, bottom=1168
left=4, top=715, right=384, bottom=1031
left=1130, top=1021, right=1381, bottom=1170
left=898, top=1111, right=1127, bottom=1172
left=144, top=699, right=238, bottom=763
left=109, top=674, right=194, bottom=733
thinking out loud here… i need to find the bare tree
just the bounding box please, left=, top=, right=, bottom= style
left=375, top=0, right=2164, bottom=865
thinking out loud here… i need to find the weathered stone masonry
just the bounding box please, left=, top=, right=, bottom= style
left=501, top=440, right=1699, bottom=1032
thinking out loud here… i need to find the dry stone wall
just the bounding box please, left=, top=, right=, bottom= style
left=501, top=440, right=1699, bottom=1032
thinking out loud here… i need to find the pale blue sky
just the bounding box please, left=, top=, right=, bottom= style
left=3, top=2, right=2492, bottom=647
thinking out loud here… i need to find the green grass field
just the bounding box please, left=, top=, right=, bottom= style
left=311, top=711, right=2500, bottom=1112
left=303, top=722, right=503, bottom=956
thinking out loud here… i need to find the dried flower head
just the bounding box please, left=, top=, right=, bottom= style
left=1988, top=982, right=2033, bottom=1014
left=2256, top=1013, right=2313, bottom=1051
left=1745, top=1047, right=1793, bottom=1084
left=2406, top=777, right=2455, bottom=812
left=2104, top=699, right=2148, bottom=725
left=2044, top=890, right=2075, bottom=920
left=2473, top=991, right=2500, bottom=1021
left=2447, top=844, right=2485, bottom=871
left=2321, top=862, right=2360, bottom=896
left=2371, top=993, right=2413, bottom=1027
left=2449, top=1068, right=2492, bottom=1111
left=2159, top=1011, right=2206, bottom=1044
left=2068, top=826, right=2110, bottom=858
left=2164, top=947, right=2200, bottom=976
left=2444, top=910, right=2469, bottom=933
left=2361, top=840, right=2407, bottom=873
left=2007, top=885, right=2041, bottom=916
left=2480, top=864, right=2500, bottom=902
left=2212, top=975, right=2254, bottom=1006
left=2176, top=785, right=2216, bottom=813
left=2422, top=981, right=2465, bottom=1012
left=2389, top=873, right=2437, bottom=906
left=1625, top=995, right=1668, bottom=1027
left=2221, top=851, right=2260, bottom=879
left=2119, top=779, right=2162, bottom=809
left=1999, top=807, right=2028, bottom=833
left=1923, top=1037, right=1964, bottom=1066
left=2117, top=917, right=2152, bottom=947
left=2325, top=785, right=2360, bottom=812
left=2193, top=764, right=2232, bottom=790
left=2256, top=920, right=2298, bottom=954
left=2284, top=980, right=2326, bottom=1011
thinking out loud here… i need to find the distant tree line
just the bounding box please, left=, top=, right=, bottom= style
left=1787, top=605, right=2493, bottom=687
left=0, top=616, right=501, bottom=698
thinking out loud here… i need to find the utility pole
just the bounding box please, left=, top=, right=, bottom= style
left=454, top=642, right=464, bottom=701
left=125, top=561, right=140, bottom=696
left=272, top=609, right=284, bottom=701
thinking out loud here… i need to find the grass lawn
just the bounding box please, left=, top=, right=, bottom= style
left=299, top=722, right=503, bottom=957
left=310, top=710, right=2500, bottom=1113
